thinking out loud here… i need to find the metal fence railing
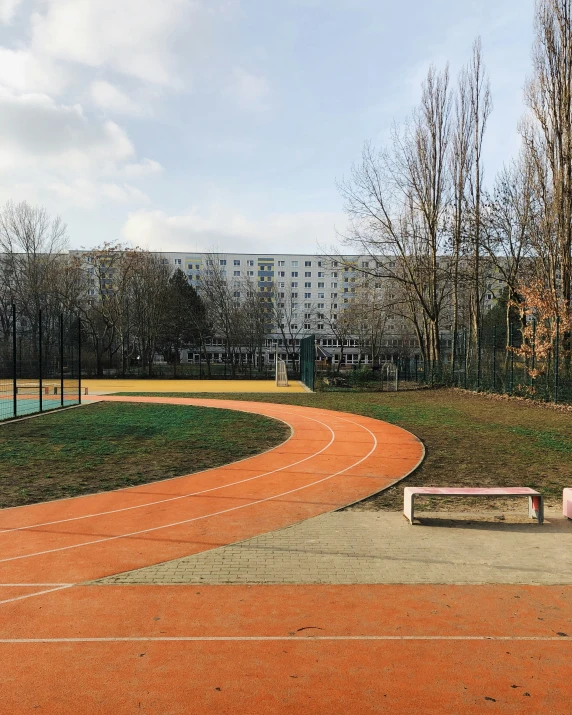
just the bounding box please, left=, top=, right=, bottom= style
left=0, top=306, right=82, bottom=421
left=418, top=322, right=572, bottom=404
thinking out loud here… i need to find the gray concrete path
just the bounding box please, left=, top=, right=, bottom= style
left=95, top=509, right=572, bottom=586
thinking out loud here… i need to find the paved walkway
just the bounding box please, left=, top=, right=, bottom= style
left=96, top=510, right=572, bottom=586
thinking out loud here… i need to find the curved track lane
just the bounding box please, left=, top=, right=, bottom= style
left=0, top=396, right=423, bottom=590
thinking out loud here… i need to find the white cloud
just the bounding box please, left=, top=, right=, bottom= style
left=90, top=80, right=147, bottom=116
left=122, top=158, right=163, bottom=179
left=122, top=207, right=346, bottom=254
left=224, top=67, right=270, bottom=112
left=0, top=48, right=69, bottom=94
left=0, top=90, right=135, bottom=171
left=47, top=179, right=149, bottom=207
left=0, top=0, right=22, bottom=23
left=31, top=0, right=193, bottom=87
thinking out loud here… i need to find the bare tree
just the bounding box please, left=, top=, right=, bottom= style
left=0, top=201, right=68, bottom=355
left=339, top=64, right=452, bottom=361
left=449, top=67, right=474, bottom=365
left=523, top=0, right=572, bottom=360
left=466, top=38, right=493, bottom=354
left=484, top=156, right=535, bottom=346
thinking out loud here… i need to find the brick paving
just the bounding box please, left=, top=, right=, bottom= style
left=94, top=509, right=572, bottom=586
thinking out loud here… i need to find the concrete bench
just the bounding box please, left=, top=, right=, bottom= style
left=564, top=488, right=572, bottom=520
left=404, top=487, right=544, bottom=525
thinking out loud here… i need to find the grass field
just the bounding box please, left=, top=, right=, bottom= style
left=0, top=402, right=289, bottom=509
left=116, top=388, right=572, bottom=513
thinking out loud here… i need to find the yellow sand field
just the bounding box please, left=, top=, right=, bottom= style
left=82, top=379, right=307, bottom=394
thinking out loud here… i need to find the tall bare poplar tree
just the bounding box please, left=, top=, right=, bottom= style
left=467, top=38, right=492, bottom=352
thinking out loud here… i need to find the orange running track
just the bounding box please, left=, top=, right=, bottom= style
left=1, top=396, right=570, bottom=714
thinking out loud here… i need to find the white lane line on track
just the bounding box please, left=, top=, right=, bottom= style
left=0, top=635, right=570, bottom=643
left=0, top=585, right=74, bottom=605
left=0, top=411, right=331, bottom=535
left=0, top=416, right=377, bottom=565
left=0, top=583, right=73, bottom=586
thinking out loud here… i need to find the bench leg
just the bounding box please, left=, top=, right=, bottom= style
left=403, top=493, right=415, bottom=524
left=529, top=496, right=544, bottom=525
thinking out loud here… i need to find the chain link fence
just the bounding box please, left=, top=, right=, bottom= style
left=0, top=306, right=82, bottom=421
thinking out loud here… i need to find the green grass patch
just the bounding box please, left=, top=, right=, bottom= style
left=117, top=389, right=572, bottom=511
left=0, top=402, right=289, bottom=508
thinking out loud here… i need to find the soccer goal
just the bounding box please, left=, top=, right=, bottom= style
left=275, top=358, right=289, bottom=387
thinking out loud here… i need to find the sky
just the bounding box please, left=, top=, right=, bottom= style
left=0, top=0, right=535, bottom=255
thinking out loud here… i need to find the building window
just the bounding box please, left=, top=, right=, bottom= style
left=291, top=271, right=298, bottom=277
left=318, top=272, right=324, bottom=277
left=318, top=282, right=324, bottom=288
left=234, top=271, right=240, bottom=276
left=291, top=281, right=298, bottom=288
left=291, top=260, right=299, bottom=267
left=305, top=261, right=312, bottom=267
left=162, top=258, right=168, bottom=264
left=318, top=292, right=324, bottom=299
left=247, top=260, right=254, bottom=266
left=174, top=259, right=181, bottom=265
left=317, top=261, right=323, bottom=267
left=305, top=282, right=311, bottom=288
left=292, top=292, right=298, bottom=298
left=247, top=270, right=254, bottom=276
left=278, top=260, right=285, bottom=266
left=233, top=291, right=240, bottom=297
left=304, top=292, right=311, bottom=299
left=234, top=259, right=240, bottom=266
left=220, top=259, right=227, bottom=266
left=278, top=271, right=285, bottom=277
left=196, top=264, right=200, bottom=270
left=331, top=293, right=338, bottom=299
left=304, top=323, right=311, bottom=329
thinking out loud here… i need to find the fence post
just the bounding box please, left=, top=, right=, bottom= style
left=477, top=326, right=481, bottom=392
left=554, top=315, right=559, bottom=404
left=464, top=329, right=468, bottom=389
left=78, top=315, right=82, bottom=405
left=60, top=314, right=64, bottom=407
left=492, top=326, right=497, bottom=393
left=509, top=323, right=514, bottom=395
left=38, top=309, right=43, bottom=413
left=531, top=317, right=536, bottom=392
left=12, top=304, right=17, bottom=418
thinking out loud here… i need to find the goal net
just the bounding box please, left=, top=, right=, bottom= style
left=276, top=358, right=289, bottom=387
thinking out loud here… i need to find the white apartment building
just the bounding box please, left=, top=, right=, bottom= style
left=156, top=251, right=422, bottom=367
left=75, top=248, right=505, bottom=368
